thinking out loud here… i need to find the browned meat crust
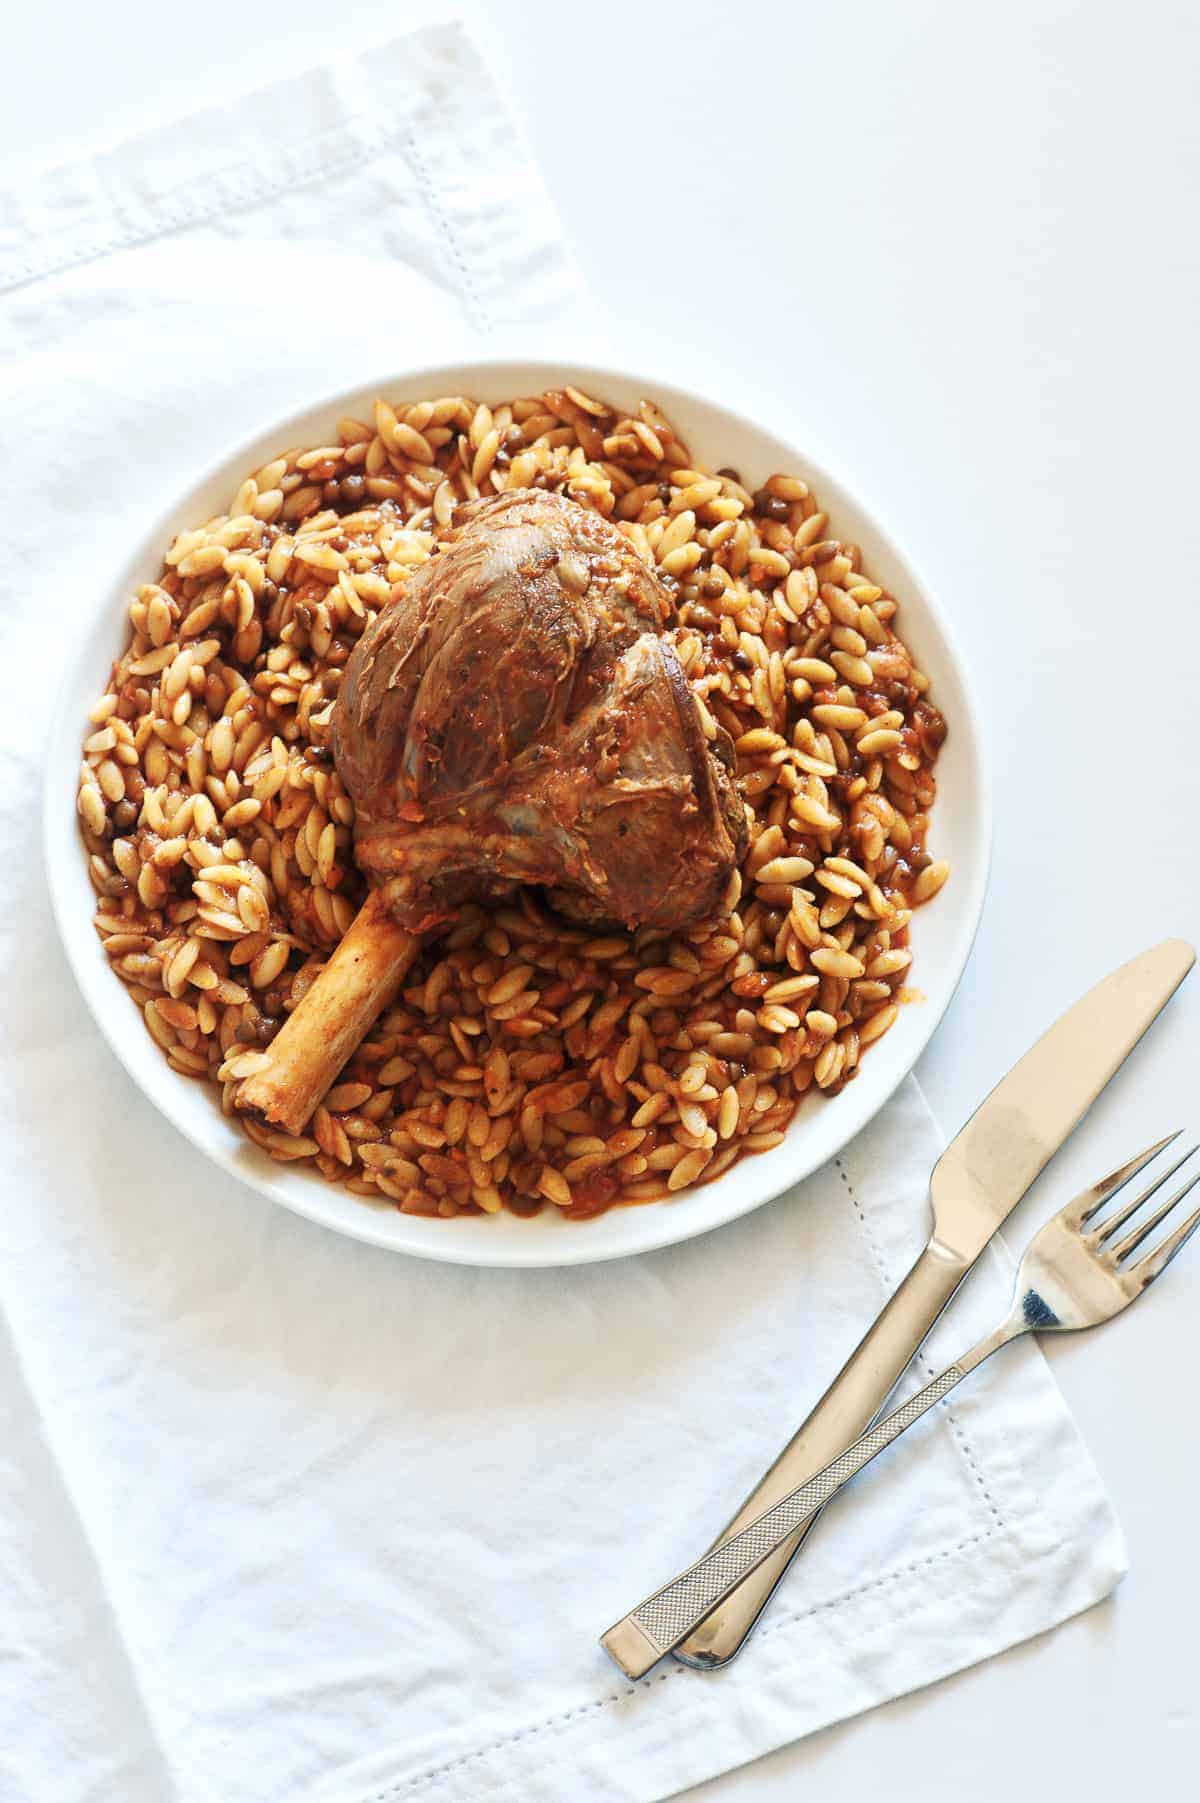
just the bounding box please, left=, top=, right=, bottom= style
left=333, top=488, right=746, bottom=933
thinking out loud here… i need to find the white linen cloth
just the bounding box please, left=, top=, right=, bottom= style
left=0, top=21, right=1124, bottom=1802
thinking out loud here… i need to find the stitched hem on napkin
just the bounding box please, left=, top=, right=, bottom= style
left=0, top=21, right=585, bottom=334
left=316, top=1079, right=1124, bottom=1803
left=351, top=1531, right=1118, bottom=1803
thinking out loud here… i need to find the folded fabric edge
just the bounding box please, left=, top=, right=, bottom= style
left=0, top=1300, right=176, bottom=1798
left=326, top=1500, right=1122, bottom=1803
left=0, top=18, right=586, bottom=333
left=319, top=1077, right=1126, bottom=1803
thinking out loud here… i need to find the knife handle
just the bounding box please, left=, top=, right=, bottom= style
left=671, top=1233, right=969, bottom=1668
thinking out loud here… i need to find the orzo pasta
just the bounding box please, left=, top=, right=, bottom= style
left=77, top=388, right=948, bottom=1221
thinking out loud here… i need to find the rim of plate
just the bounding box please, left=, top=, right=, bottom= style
left=44, top=355, right=991, bottom=1268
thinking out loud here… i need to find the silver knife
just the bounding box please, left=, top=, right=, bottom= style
left=604, top=936, right=1195, bottom=1680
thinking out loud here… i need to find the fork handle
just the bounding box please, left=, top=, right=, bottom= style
left=602, top=1318, right=1018, bottom=1679
left=671, top=1235, right=970, bottom=1669
left=601, top=1362, right=969, bottom=1680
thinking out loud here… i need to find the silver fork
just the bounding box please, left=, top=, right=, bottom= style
left=601, top=1133, right=1200, bottom=1679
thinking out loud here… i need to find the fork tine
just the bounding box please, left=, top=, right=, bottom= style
left=1093, top=1145, right=1198, bottom=1243
left=1110, top=1170, right=1200, bottom=1264
left=1073, top=1132, right=1182, bottom=1225
left=1131, top=1196, right=1200, bottom=1287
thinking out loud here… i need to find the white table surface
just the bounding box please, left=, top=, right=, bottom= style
left=6, top=1, right=1198, bottom=1796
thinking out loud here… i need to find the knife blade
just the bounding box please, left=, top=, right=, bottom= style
left=659, top=936, right=1194, bottom=1674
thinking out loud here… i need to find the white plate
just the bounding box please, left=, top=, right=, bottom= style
left=44, top=358, right=990, bottom=1268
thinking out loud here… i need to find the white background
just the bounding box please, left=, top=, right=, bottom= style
left=4, top=1, right=1198, bottom=1797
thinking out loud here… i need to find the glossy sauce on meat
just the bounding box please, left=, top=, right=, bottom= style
left=332, top=488, right=747, bottom=937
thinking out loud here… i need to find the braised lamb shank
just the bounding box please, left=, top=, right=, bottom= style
left=337, top=488, right=745, bottom=931
left=236, top=488, right=746, bottom=1134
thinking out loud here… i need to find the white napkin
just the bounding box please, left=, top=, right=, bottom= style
left=0, top=21, right=1124, bottom=1803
